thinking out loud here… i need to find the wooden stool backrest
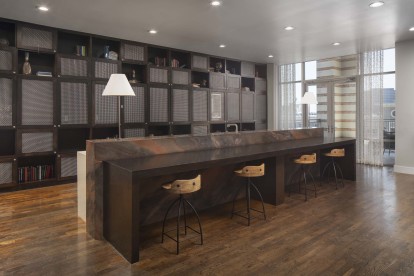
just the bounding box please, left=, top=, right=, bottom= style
left=298, top=153, right=317, bottom=163
left=166, top=175, right=201, bottom=194
left=240, top=163, right=265, bottom=177
left=330, top=148, right=345, bottom=156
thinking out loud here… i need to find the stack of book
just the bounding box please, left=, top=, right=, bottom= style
left=36, top=71, right=53, bottom=77
left=18, top=165, right=54, bottom=183
left=171, top=58, right=180, bottom=68
left=76, top=45, right=87, bottom=56
left=155, top=57, right=167, bottom=67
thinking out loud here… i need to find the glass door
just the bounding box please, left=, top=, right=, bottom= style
left=306, top=79, right=357, bottom=139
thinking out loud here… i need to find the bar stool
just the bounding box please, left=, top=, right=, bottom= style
left=288, top=153, right=317, bottom=201
left=231, top=163, right=266, bottom=226
left=321, top=148, right=345, bottom=189
left=161, top=175, right=203, bottom=255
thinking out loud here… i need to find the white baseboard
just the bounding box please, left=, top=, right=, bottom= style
left=394, top=165, right=414, bottom=175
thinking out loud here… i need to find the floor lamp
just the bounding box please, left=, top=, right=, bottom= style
left=102, top=74, right=135, bottom=138
left=301, top=91, right=318, bottom=128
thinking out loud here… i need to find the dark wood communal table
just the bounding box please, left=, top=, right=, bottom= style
left=103, top=137, right=356, bottom=263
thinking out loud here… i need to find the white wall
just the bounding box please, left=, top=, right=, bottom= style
left=395, top=39, right=414, bottom=175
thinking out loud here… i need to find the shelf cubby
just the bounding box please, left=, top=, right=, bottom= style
left=148, top=124, right=170, bottom=136
left=0, top=129, right=15, bottom=156
left=241, top=123, right=256, bottom=131
left=192, top=71, right=209, bottom=88
left=210, top=123, right=226, bottom=133
left=226, top=123, right=240, bottom=133
left=226, top=59, right=241, bottom=75
left=92, top=37, right=120, bottom=59
left=209, top=57, right=225, bottom=73
left=148, top=46, right=168, bottom=66
left=18, top=50, right=55, bottom=76
left=17, top=155, right=56, bottom=184
left=58, top=31, right=90, bottom=56
left=92, top=127, right=119, bottom=139
left=170, top=50, right=190, bottom=69
left=122, top=63, right=147, bottom=84
left=241, top=77, right=255, bottom=92
left=58, top=128, right=89, bottom=152
left=172, top=124, right=191, bottom=135
left=255, top=64, right=267, bottom=78
left=0, top=21, right=16, bottom=47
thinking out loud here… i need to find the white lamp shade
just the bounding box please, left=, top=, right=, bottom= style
left=102, top=74, right=135, bottom=96
left=301, top=92, right=318, bottom=104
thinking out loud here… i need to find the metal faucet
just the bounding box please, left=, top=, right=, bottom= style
left=227, top=123, right=238, bottom=133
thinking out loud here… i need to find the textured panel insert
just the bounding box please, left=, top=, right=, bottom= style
left=172, top=89, right=189, bottom=122
left=20, top=27, right=53, bottom=50
left=192, top=55, right=208, bottom=70
left=22, top=79, right=53, bottom=125
left=256, top=94, right=267, bottom=121
left=94, top=84, right=117, bottom=124
left=242, top=92, right=255, bottom=121
left=227, top=75, right=241, bottom=89
left=60, top=58, right=88, bottom=77
left=122, top=44, right=144, bottom=61
left=241, top=62, right=255, bottom=77
left=192, top=90, right=208, bottom=122
left=124, top=86, right=145, bottom=123
left=210, top=73, right=226, bottom=89
left=227, top=92, right=240, bottom=121
left=150, top=68, right=168, bottom=84
left=125, top=128, right=145, bottom=138
left=61, top=82, right=88, bottom=125
left=150, top=87, right=169, bottom=122
left=22, top=132, right=53, bottom=153
left=210, top=92, right=224, bottom=121
left=61, top=157, right=77, bottom=177
left=0, top=50, right=13, bottom=71
left=172, top=70, right=189, bottom=85
left=0, top=78, right=13, bottom=126
left=255, top=78, right=267, bottom=92
left=192, top=125, right=208, bottom=136
left=94, top=61, right=118, bottom=79
left=0, top=162, right=12, bottom=184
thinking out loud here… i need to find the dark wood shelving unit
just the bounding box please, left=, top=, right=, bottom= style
left=0, top=17, right=268, bottom=192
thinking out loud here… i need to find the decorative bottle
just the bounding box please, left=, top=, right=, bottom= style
left=22, top=52, right=32, bottom=75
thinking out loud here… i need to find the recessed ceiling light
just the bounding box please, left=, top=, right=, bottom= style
left=37, top=6, right=49, bottom=11
left=332, top=42, right=341, bottom=46
left=210, top=1, right=222, bottom=6
left=284, top=26, right=295, bottom=31
left=219, top=44, right=226, bottom=48
left=369, top=1, right=384, bottom=8
left=148, top=29, right=158, bottom=34
left=268, top=55, right=274, bottom=58
left=409, top=27, right=414, bottom=32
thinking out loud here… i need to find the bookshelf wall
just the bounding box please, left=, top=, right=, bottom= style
left=0, top=18, right=268, bottom=191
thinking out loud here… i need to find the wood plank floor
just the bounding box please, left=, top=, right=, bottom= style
left=1, top=165, right=414, bottom=275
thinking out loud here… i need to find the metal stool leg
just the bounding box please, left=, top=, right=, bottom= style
left=176, top=195, right=183, bottom=255
left=161, top=197, right=180, bottom=243
left=184, top=199, right=203, bottom=245
left=302, top=166, right=308, bottom=201
left=231, top=183, right=243, bottom=218
left=332, top=159, right=339, bottom=190
left=250, top=180, right=266, bottom=220
left=246, top=179, right=251, bottom=226
left=321, top=161, right=331, bottom=186
left=335, top=161, right=345, bottom=188
left=183, top=198, right=187, bottom=235
left=307, top=167, right=317, bottom=198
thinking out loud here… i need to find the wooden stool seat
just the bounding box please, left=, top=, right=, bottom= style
left=321, top=149, right=345, bottom=189
left=294, top=153, right=317, bottom=165
left=324, top=148, right=345, bottom=158
left=161, top=174, right=203, bottom=255
left=232, top=163, right=266, bottom=226
left=162, top=175, right=201, bottom=194
left=234, top=163, right=265, bottom=178
left=288, top=153, right=317, bottom=201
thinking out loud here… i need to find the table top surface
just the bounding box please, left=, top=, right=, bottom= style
left=105, top=137, right=355, bottom=177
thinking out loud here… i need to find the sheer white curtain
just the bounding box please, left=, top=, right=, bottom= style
left=357, top=50, right=384, bottom=165
left=279, top=64, right=297, bottom=129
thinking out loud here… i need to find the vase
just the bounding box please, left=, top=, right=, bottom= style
left=103, top=46, right=110, bottom=59
left=23, top=52, right=32, bottom=75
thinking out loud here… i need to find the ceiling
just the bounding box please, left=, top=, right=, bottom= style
left=0, top=0, right=413, bottom=64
